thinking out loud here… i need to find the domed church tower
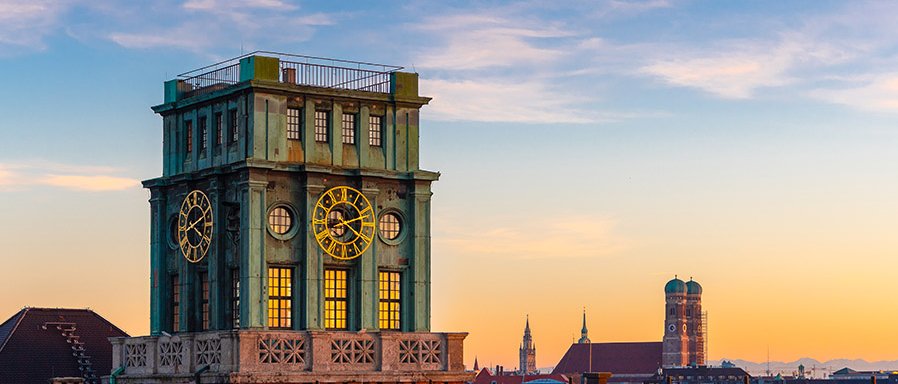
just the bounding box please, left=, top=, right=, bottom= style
left=662, top=277, right=689, bottom=367
left=686, top=278, right=704, bottom=365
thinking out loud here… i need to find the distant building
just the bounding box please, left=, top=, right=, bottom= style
left=830, top=368, right=897, bottom=381
left=663, top=277, right=706, bottom=367
left=653, top=366, right=750, bottom=384
left=553, top=342, right=663, bottom=384
left=520, top=316, right=537, bottom=374
left=0, top=307, right=128, bottom=384
left=473, top=367, right=570, bottom=384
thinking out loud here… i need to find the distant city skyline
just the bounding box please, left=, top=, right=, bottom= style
left=2, top=0, right=898, bottom=370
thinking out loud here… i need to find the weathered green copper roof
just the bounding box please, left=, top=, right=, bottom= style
left=686, top=279, right=702, bottom=295
left=665, top=277, right=686, bottom=294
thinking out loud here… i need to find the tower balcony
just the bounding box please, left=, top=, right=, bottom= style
left=109, top=330, right=469, bottom=382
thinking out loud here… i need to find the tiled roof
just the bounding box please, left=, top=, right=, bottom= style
left=473, top=370, right=570, bottom=384
left=664, top=366, right=750, bottom=377
left=0, top=307, right=129, bottom=384
left=552, top=342, right=663, bottom=375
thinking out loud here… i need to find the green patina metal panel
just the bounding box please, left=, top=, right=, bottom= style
left=240, top=55, right=280, bottom=82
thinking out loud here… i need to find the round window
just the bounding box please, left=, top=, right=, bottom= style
left=379, top=212, right=401, bottom=240
left=268, top=206, right=294, bottom=235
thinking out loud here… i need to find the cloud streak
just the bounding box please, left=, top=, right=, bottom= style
left=0, top=161, right=140, bottom=192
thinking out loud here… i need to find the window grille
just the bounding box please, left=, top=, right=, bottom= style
left=287, top=107, right=301, bottom=140
left=199, top=117, right=208, bottom=150
left=200, top=271, right=209, bottom=330
left=314, top=111, right=329, bottom=142
left=324, top=269, right=348, bottom=329
left=172, top=275, right=180, bottom=331
left=369, top=115, right=383, bottom=146
left=342, top=113, right=356, bottom=144
left=232, top=269, right=240, bottom=328
left=267, top=267, right=293, bottom=329
left=215, top=112, right=223, bottom=146
left=229, top=109, right=238, bottom=143
left=379, top=271, right=401, bottom=330
left=186, top=121, right=193, bottom=153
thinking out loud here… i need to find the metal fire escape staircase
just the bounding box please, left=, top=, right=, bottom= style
left=42, top=322, right=98, bottom=384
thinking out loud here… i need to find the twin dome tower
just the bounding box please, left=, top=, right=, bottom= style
left=663, top=276, right=706, bottom=367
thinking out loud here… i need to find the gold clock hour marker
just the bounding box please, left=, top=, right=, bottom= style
left=312, top=186, right=376, bottom=260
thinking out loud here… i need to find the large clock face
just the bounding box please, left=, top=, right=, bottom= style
left=312, top=186, right=375, bottom=260
left=177, top=190, right=213, bottom=263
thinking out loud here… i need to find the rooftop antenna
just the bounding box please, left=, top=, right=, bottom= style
left=766, top=345, right=771, bottom=376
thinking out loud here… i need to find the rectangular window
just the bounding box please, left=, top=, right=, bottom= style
left=287, top=107, right=302, bottom=140
left=324, top=269, right=347, bottom=330
left=172, top=275, right=180, bottom=331
left=215, top=112, right=223, bottom=146
left=199, top=116, right=208, bottom=150
left=314, top=110, right=328, bottom=142
left=369, top=115, right=383, bottom=147
left=185, top=120, right=193, bottom=153
left=341, top=113, right=356, bottom=144
left=200, top=271, right=209, bottom=330
left=232, top=268, right=240, bottom=328
left=229, top=109, right=238, bottom=143
left=267, top=267, right=293, bottom=329
left=379, top=271, right=401, bottom=330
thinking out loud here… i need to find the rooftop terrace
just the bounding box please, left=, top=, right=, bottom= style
left=171, top=51, right=405, bottom=100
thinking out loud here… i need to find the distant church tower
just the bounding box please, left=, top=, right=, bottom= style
left=519, top=316, right=537, bottom=374
left=686, top=278, right=705, bottom=365
left=663, top=276, right=689, bottom=367
left=578, top=309, right=590, bottom=343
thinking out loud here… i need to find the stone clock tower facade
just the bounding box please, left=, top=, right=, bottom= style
left=110, top=53, right=469, bottom=383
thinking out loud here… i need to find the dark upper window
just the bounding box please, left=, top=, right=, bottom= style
left=229, top=109, right=238, bottom=143
left=185, top=120, right=193, bottom=153
left=324, top=269, right=347, bottom=329
left=215, top=112, right=223, bottom=146
left=314, top=110, right=328, bottom=142
left=199, top=116, right=208, bottom=150
left=200, top=271, right=209, bottom=330
left=369, top=115, right=383, bottom=147
left=287, top=107, right=301, bottom=140
left=342, top=113, right=356, bottom=144
left=379, top=271, right=401, bottom=330
left=172, top=275, right=180, bottom=331
left=267, top=267, right=293, bottom=329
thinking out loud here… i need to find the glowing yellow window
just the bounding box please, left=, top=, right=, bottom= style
left=379, top=271, right=401, bottom=330
left=267, top=267, right=293, bottom=329
left=324, top=269, right=348, bottom=329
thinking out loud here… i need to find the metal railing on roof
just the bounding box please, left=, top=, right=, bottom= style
left=176, top=51, right=403, bottom=98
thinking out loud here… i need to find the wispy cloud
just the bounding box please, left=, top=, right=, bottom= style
left=639, top=35, right=857, bottom=99
left=0, top=0, right=68, bottom=53
left=0, top=161, right=139, bottom=192
left=437, top=215, right=628, bottom=260
left=809, top=73, right=898, bottom=112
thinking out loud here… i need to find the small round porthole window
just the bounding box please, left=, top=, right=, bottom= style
left=168, top=215, right=180, bottom=249
left=379, top=212, right=402, bottom=241
left=267, top=205, right=296, bottom=239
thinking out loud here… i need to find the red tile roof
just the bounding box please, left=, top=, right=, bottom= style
left=552, top=342, right=662, bottom=375
left=0, top=307, right=128, bottom=384
left=473, top=369, right=570, bottom=384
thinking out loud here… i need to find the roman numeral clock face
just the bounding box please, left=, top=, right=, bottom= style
left=312, top=186, right=376, bottom=260
left=177, top=190, right=213, bottom=263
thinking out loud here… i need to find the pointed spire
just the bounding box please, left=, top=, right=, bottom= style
left=578, top=307, right=591, bottom=344
left=525, top=314, right=531, bottom=334
left=474, top=356, right=480, bottom=372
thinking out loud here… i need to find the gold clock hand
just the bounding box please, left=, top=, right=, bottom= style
left=336, top=215, right=369, bottom=227
left=184, top=216, right=204, bottom=232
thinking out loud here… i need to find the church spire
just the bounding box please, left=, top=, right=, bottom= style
left=525, top=314, right=531, bottom=335
left=578, top=308, right=591, bottom=344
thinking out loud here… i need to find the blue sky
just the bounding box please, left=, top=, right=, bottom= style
left=2, top=0, right=898, bottom=369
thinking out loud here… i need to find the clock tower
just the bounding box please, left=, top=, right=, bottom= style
left=110, top=52, right=470, bottom=383
left=662, top=277, right=689, bottom=367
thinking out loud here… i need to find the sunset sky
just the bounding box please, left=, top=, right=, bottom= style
left=2, top=0, right=898, bottom=371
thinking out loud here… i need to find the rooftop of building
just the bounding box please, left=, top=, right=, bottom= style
left=552, top=341, right=663, bottom=376
left=173, top=51, right=405, bottom=100
left=0, top=307, right=129, bottom=383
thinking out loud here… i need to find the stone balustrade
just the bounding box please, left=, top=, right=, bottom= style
left=109, top=330, right=467, bottom=377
